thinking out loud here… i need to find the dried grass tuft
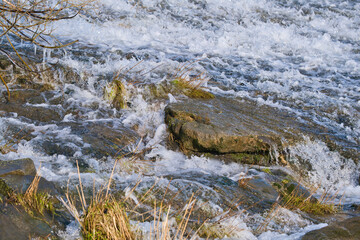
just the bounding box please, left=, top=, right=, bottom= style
left=11, top=171, right=55, bottom=218
left=60, top=159, right=205, bottom=240
left=171, top=60, right=214, bottom=99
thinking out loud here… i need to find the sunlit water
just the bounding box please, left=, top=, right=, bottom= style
left=1, top=0, right=360, bottom=239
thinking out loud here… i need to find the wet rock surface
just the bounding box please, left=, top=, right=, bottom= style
left=0, top=101, right=63, bottom=122
left=35, top=121, right=140, bottom=159
left=0, top=158, right=37, bottom=177
left=302, top=216, right=360, bottom=240
left=77, top=122, right=139, bottom=158
left=0, top=157, right=67, bottom=239
left=1, top=174, right=59, bottom=195
left=0, top=158, right=58, bottom=195
left=162, top=171, right=280, bottom=215
left=165, top=96, right=304, bottom=165
left=0, top=204, right=54, bottom=240
left=0, top=88, right=64, bottom=123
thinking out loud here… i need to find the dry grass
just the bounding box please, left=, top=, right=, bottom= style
left=60, top=159, right=205, bottom=240
left=171, top=60, right=214, bottom=99
left=82, top=196, right=135, bottom=240
left=237, top=170, right=254, bottom=190
left=257, top=180, right=340, bottom=233
left=141, top=194, right=202, bottom=240
left=274, top=179, right=339, bottom=215
left=11, top=172, right=55, bottom=218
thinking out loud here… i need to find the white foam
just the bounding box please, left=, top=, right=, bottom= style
left=289, top=137, right=358, bottom=191
left=258, top=223, right=328, bottom=240
left=1, top=0, right=360, bottom=237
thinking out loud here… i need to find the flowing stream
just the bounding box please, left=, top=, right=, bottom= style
left=1, top=0, right=360, bottom=239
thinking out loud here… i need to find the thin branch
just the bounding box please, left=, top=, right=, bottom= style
left=0, top=73, right=10, bottom=101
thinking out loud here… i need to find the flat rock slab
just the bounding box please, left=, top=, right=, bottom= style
left=0, top=158, right=37, bottom=177
left=165, top=96, right=303, bottom=164
left=80, top=122, right=139, bottom=158
left=0, top=87, right=64, bottom=123
left=0, top=102, right=63, bottom=122
left=62, top=122, right=140, bottom=159
left=302, top=216, right=360, bottom=240
left=33, top=122, right=140, bottom=161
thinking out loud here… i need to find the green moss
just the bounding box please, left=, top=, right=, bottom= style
left=0, top=179, right=13, bottom=198
left=15, top=192, right=55, bottom=217
left=273, top=180, right=337, bottom=215
left=171, top=78, right=214, bottom=99
left=186, top=88, right=215, bottom=99
left=229, top=152, right=270, bottom=165
left=83, top=168, right=96, bottom=173
left=197, top=223, right=229, bottom=239
left=104, top=79, right=127, bottom=110
left=262, top=168, right=272, bottom=175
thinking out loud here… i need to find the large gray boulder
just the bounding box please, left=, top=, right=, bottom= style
left=165, top=96, right=302, bottom=165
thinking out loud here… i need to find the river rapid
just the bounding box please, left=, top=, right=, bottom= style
left=1, top=0, right=360, bottom=239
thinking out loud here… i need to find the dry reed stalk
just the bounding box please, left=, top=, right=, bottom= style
left=11, top=167, right=55, bottom=219
left=169, top=59, right=214, bottom=99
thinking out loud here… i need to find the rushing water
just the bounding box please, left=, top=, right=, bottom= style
left=1, top=0, right=360, bottom=239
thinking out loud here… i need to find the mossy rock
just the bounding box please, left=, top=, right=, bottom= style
left=104, top=79, right=127, bottom=110
left=0, top=178, right=13, bottom=200
left=171, top=79, right=215, bottom=99
left=144, top=80, right=214, bottom=101
left=165, top=97, right=282, bottom=165
left=164, top=96, right=329, bottom=165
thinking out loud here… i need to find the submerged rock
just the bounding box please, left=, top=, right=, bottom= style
left=302, top=216, right=360, bottom=240
left=62, top=122, right=140, bottom=159
left=0, top=87, right=63, bottom=122
left=127, top=171, right=279, bottom=224
left=0, top=101, right=63, bottom=122
left=165, top=96, right=302, bottom=165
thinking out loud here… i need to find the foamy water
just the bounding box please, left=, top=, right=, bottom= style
left=1, top=0, right=360, bottom=238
